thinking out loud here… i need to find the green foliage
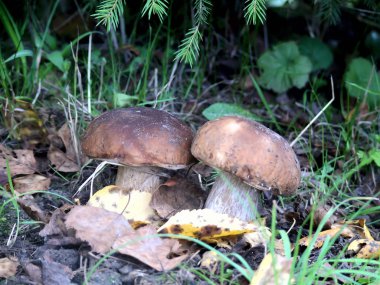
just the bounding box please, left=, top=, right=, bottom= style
left=141, top=0, right=168, bottom=22
left=174, top=0, right=212, bottom=67
left=344, top=57, right=380, bottom=108
left=298, top=37, right=333, bottom=71
left=202, top=103, right=263, bottom=121
left=357, top=149, right=380, bottom=167
left=317, top=0, right=342, bottom=26
left=257, top=41, right=312, bottom=93
left=244, top=0, right=267, bottom=25
left=93, top=0, right=125, bottom=31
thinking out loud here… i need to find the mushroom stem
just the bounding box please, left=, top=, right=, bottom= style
left=115, top=166, right=161, bottom=193
left=204, top=172, right=261, bottom=222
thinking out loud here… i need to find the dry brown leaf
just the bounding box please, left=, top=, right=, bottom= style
left=47, top=145, right=80, bottom=172
left=150, top=175, right=207, bottom=218
left=113, top=224, right=188, bottom=271
left=311, top=204, right=338, bottom=229
left=0, top=144, right=37, bottom=179
left=347, top=239, right=380, bottom=259
left=40, top=204, right=73, bottom=237
left=250, top=253, right=292, bottom=285
left=17, top=195, right=49, bottom=223
left=88, top=185, right=155, bottom=227
left=65, top=205, right=133, bottom=253
left=158, top=209, right=258, bottom=242
left=13, top=174, right=51, bottom=193
left=0, top=257, right=19, bottom=278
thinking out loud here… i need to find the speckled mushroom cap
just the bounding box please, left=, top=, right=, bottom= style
left=81, top=107, right=194, bottom=169
left=191, top=116, right=301, bottom=195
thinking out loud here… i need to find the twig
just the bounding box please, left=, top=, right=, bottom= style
left=290, top=76, right=335, bottom=147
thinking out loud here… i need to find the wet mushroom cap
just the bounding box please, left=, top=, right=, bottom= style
left=191, top=116, right=301, bottom=195
left=81, top=107, right=194, bottom=169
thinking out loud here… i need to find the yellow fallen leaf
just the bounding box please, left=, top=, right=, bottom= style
left=332, top=219, right=374, bottom=240
left=300, top=219, right=373, bottom=249
left=347, top=239, right=380, bottom=259
left=299, top=228, right=341, bottom=248
left=88, top=185, right=155, bottom=227
left=158, top=209, right=258, bottom=242
left=0, top=257, right=19, bottom=278
left=250, top=253, right=292, bottom=285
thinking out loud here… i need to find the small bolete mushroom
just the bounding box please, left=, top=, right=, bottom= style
left=81, top=107, right=194, bottom=200
left=191, top=116, right=301, bottom=222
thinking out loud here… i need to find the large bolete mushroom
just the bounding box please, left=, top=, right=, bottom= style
left=81, top=107, right=194, bottom=222
left=191, top=116, right=301, bottom=222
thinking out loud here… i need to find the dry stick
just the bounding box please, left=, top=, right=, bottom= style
left=290, top=76, right=335, bottom=147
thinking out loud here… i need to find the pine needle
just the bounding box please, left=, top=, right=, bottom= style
left=244, top=0, right=267, bottom=25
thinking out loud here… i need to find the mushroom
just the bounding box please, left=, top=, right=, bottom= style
left=81, top=107, right=194, bottom=221
left=191, top=116, right=301, bottom=222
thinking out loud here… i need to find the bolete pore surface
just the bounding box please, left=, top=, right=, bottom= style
left=191, top=116, right=301, bottom=222
left=81, top=107, right=194, bottom=196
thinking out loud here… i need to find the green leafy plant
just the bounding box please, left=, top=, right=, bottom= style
left=257, top=41, right=312, bottom=93
left=202, top=102, right=263, bottom=121
left=298, top=37, right=333, bottom=71
left=344, top=57, right=380, bottom=108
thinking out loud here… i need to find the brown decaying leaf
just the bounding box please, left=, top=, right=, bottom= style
left=48, top=145, right=80, bottom=172
left=17, top=195, right=49, bottom=223
left=113, top=225, right=188, bottom=271
left=150, top=175, right=207, bottom=218
left=0, top=144, right=37, bottom=179
left=65, top=205, right=133, bottom=253
left=23, top=262, right=43, bottom=284
left=250, top=253, right=292, bottom=285
left=47, top=123, right=85, bottom=172
left=347, top=239, right=380, bottom=259
left=13, top=174, right=51, bottom=193
left=0, top=257, right=19, bottom=279
left=300, top=219, right=374, bottom=249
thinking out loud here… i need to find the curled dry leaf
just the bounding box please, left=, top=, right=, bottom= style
left=13, top=174, right=51, bottom=193
left=17, top=195, right=49, bottom=223
left=0, top=144, right=37, bottom=180
left=150, top=175, right=207, bottom=218
left=0, top=257, right=19, bottom=278
left=199, top=251, right=220, bottom=274
left=250, top=253, right=292, bottom=285
left=40, top=204, right=74, bottom=237
left=65, top=205, right=133, bottom=253
left=347, top=239, right=380, bottom=259
left=113, top=224, right=188, bottom=271
left=158, top=209, right=258, bottom=242
left=88, top=185, right=155, bottom=227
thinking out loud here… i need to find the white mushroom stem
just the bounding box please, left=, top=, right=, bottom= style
left=115, top=166, right=162, bottom=193
left=204, top=172, right=261, bottom=222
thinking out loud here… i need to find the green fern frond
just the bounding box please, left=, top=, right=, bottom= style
left=194, top=0, right=212, bottom=25
left=318, top=0, right=342, bottom=25
left=244, top=0, right=267, bottom=25
left=141, top=0, right=169, bottom=22
left=93, top=0, right=125, bottom=31
left=174, top=26, right=202, bottom=67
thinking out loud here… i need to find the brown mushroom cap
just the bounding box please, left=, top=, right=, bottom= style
left=191, top=116, right=300, bottom=195
left=81, top=107, right=194, bottom=169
